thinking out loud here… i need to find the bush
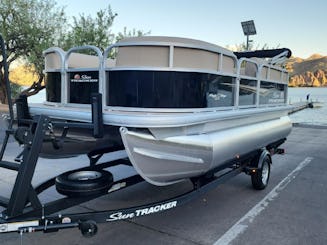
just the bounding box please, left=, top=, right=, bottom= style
left=10, top=82, right=22, bottom=99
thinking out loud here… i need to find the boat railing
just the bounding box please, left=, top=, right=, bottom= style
left=64, top=45, right=103, bottom=105
left=235, top=56, right=289, bottom=108
left=42, top=39, right=290, bottom=112
left=102, top=39, right=239, bottom=111
left=44, top=47, right=66, bottom=71
left=43, top=47, right=66, bottom=105
left=268, top=49, right=291, bottom=65
left=103, top=39, right=238, bottom=75
left=235, top=58, right=259, bottom=108
left=257, top=63, right=289, bottom=106
left=65, top=45, right=103, bottom=69
left=258, top=63, right=289, bottom=84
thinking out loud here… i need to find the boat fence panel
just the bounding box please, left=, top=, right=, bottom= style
left=239, top=79, right=257, bottom=106
left=107, top=71, right=236, bottom=108
left=64, top=46, right=103, bottom=105
left=43, top=48, right=65, bottom=103
left=222, top=55, right=236, bottom=74
left=240, top=60, right=258, bottom=78
left=45, top=72, right=62, bottom=103
left=260, top=66, right=269, bottom=80
left=259, top=63, right=288, bottom=85
left=104, top=37, right=238, bottom=75
left=42, top=36, right=290, bottom=113
left=173, top=47, right=219, bottom=71
left=116, top=46, right=170, bottom=67
left=67, top=53, right=101, bottom=68
left=45, top=52, right=63, bottom=70
left=269, top=68, right=283, bottom=82
left=282, top=71, right=289, bottom=83
left=259, top=81, right=287, bottom=105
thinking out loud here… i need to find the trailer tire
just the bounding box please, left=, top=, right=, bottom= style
left=251, top=154, right=271, bottom=190
left=79, top=220, right=98, bottom=238
left=56, top=170, right=113, bottom=197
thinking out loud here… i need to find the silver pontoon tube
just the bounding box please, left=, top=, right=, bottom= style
left=120, top=116, right=292, bottom=186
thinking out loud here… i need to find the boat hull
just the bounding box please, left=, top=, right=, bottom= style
left=120, top=116, right=292, bottom=186
left=39, top=125, right=123, bottom=158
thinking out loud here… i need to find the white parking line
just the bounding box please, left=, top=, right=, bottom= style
left=213, top=157, right=313, bottom=245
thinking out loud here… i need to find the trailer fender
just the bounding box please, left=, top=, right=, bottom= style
left=257, top=149, right=271, bottom=169
left=251, top=149, right=272, bottom=190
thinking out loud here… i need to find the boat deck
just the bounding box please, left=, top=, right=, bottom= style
left=29, top=102, right=291, bottom=128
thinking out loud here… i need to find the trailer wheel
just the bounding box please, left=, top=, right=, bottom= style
left=251, top=154, right=271, bottom=190
left=55, top=170, right=113, bottom=197
left=79, top=220, right=98, bottom=238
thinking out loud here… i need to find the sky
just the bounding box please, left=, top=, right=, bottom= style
left=55, top=0, right=327, bottom=59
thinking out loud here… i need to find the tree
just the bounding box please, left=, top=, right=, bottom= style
left=62, top=7, right=150, bottom=52
left=1, top=2, right=149, bottom=103
left=62, top=6, right=117, bottom=51
left=0, top=0, right=66, bottom=103
left=226, top=42, right=280, bottom=52
left=116, top=27, right=151, bottom=43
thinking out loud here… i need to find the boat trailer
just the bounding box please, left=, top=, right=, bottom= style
left=0, top=34, right=285, bottom=237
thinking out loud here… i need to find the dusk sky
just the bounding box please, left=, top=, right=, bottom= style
left=56, top=0, right=327, bottom=58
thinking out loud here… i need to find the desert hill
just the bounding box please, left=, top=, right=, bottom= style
left=286, top=55, right=327, bottom=87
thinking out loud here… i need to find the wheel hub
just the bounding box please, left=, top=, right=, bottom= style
left=68, top=171, right=102, bottom=181
left=261, top=161, right=269, bottom=185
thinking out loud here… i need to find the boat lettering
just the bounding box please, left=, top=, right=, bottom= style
left=106, top=201, right=177, bottom=221
left=81, top=74, right=91, bottom=80
left=71, top=74, right=98, bottom=83
left=107, top=212, right=135, bottom=221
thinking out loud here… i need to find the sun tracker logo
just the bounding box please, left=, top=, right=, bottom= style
left=71, top=74, right=98, bottom=83
left=106, top=201, right=177, bottom=221
left=74, top=74, right=81, bottom=80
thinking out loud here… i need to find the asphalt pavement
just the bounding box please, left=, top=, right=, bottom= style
left=0, top=120, right=326, bottom=245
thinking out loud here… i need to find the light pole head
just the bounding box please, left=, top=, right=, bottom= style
left=241, top=20, right=256, bottom=50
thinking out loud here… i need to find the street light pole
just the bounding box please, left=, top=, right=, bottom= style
left=246, top=35, right=249, bottom=50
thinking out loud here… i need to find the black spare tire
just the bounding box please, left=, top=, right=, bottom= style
left=55, top=169, right=113, bottom=197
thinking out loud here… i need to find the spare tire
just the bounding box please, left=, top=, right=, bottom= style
left=56, top=169, right=113, bottom=197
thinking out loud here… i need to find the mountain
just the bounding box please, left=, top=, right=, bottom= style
left=286, top=55, right=327, bottom=87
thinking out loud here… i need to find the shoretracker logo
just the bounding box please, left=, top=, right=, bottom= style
left=106, top=201, right=177, bottom=222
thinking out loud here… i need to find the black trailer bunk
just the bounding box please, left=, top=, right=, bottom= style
left=0, top=34, right=285, bottom=237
